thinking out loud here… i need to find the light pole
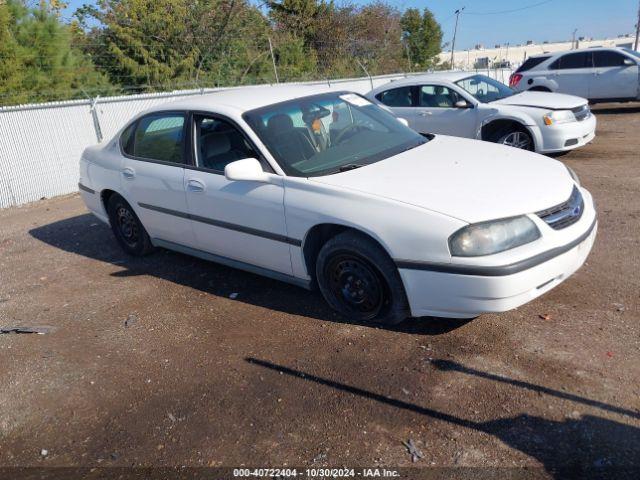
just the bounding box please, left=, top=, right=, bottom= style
left=572, top=29, right=577, bottom=49
left=450, top=7, right=465, bottom=69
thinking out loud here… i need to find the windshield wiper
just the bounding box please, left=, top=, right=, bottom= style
left=397, top=140, right=427, bottom=154
left=338, top=163, right=365, bottom=172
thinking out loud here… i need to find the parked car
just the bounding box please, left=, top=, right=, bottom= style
left=79, top=86, right=596, bottom=325
left=366, top=72, right=596, bottom=154
left=509, top=47, right=640, bottom=103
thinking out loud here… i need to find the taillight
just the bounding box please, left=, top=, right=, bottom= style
left=509, top=73, right=523, bottom=88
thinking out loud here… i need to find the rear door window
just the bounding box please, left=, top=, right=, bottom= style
left=131, top=114, right=186, bottom=163
left=549, top=52, right=592, bottom=70
left=376, top=86, right=414, bottom=107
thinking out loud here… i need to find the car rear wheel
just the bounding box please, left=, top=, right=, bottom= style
left=106, top=193, right=154, bottom=256
left=494, top=129, right=534, bottom=151
left=316, top=231, right=409, bottom=325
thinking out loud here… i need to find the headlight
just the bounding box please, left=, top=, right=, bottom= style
left=543, top=110, right=576, bottom=125
left=449, top=216, right=541, bottom=257
left=565, top=165, right=580, bottom=186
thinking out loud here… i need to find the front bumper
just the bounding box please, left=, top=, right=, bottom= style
left=398, top=216, right=597, bottom=319
left=538, top=114, right=597, bottom=153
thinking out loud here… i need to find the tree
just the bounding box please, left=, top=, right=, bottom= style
left=350, top=2, right=404, bottom=75
left=77, top=0, right=275, bottom=91
left=0, top=2, right=26, bottom=104
left=0, top=0, right=110, bottom=106
left=400, top=7, right=442, bottom=70
left=267, top=0, right=332, bottom=47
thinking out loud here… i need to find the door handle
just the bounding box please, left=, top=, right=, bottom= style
left=121, top=167, right=135, bottom=179
left=187, top=179, right=205, bottom=193
left=418, top=111, right=432, bottom=116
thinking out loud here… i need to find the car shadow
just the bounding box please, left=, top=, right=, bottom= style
left=28, top=213, right=472, bottom=335
left=246, top=357, right=640, bottom=479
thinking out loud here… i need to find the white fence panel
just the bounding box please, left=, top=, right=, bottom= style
left=0, top=70, right=513, bottom=209
left=0, top=101, right=97, bottom=208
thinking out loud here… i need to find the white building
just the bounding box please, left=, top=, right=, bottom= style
left=439, top=34, right=637, bottom=70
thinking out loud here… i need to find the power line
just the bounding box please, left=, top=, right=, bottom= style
left=465, top=0, right=555, bottom=16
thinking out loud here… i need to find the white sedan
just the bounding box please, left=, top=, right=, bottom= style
left=79, top=86, right=597, bottom=324
left=366, top=72, right=596, bottom=154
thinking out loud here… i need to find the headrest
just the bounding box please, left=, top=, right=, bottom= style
left=202, top=133, right=230, bottom=158
left=267, top=114, right=294, bottom=134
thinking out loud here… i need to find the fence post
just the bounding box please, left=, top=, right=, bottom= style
left=268, top=37, right=279, bottom=84
left=89, top=96, right=103, bottom=143
left=355, top=58, right=373, bottom=91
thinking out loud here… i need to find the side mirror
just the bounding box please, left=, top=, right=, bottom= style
left=397, top=117, right=410, bottom=127
left=224, top=158, right=269, bottom=183
left=623, top=58, right=635, bottom=66
left=454, top=100, right=472, bottom=109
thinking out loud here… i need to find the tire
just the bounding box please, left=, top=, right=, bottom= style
left=492, top=127, right=534, bottom=151
left=316, top=231, right=409, bottom=325
left=106, top=193, right=154, bottom=256
left=528, top=86, right=551, bottom=92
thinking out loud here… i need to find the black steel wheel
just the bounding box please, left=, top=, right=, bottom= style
left=325, top=253, right=386, bottom=320
left=316, top=231, right=409, bottom=325
left=106, top=193, right=154, bottom=256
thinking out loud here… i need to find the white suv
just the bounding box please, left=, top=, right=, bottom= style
left=509, top=47, right=640, bottom=103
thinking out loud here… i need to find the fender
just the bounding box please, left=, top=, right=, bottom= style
left=475, top=112, right=542, bottom=151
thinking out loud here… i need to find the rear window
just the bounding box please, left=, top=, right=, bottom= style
left=516, top=56, right=549, bottom=72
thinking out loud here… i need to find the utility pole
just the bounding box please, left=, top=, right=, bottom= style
left=572, top=29, right=578, bottom=49
left=403, top=36, right=412, bottom=72
left=634, top=0, right=640, bottom=51
left=450, top=7, right=465, bottom=69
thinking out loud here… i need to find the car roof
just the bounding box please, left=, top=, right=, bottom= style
left=528, top=46, right=629, bottom=59
left=369, top=71, right=476, bottom=92
left=145, top=84, right=340, bottom=115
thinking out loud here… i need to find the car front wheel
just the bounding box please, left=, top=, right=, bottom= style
left=316, top=231, right=409, bottom=325
left=495, top=129, right=534, bottom=150
left=106, top=193, right=154, bottom=256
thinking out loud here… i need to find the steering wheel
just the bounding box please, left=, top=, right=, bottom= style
left=333, top=124, right=369, bottom=145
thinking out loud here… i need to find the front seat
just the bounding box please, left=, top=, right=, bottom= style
left=200, top=133, right=244, bottom=171
left=433, top=86, right=454, bottom=108
left=266, top=114, right=316, bottom=162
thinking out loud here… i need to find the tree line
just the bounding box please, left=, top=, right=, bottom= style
left=0, top=0, right=444, bottom=106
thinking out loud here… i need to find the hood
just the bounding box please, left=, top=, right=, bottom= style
left=491, top=91, right=587, bottom=110
left=311, top=135, right=574, bottom=224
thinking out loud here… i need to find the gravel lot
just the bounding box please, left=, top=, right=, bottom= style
left=1, top=103, right=639, bottom=479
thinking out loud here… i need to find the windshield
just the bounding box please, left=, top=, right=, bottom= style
left=243, top=92, right=427, bottom=177
left=622, top=48, right=640, bottom=60
left=455, top=74, right=515, bottom=103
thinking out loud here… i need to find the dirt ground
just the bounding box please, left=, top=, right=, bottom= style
left=1, top=103, right=639, bottom=479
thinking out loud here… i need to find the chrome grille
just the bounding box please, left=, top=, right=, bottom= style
left=536, top=186, right=584, bottom=230
left=572, top=104, right=590, bottom=122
